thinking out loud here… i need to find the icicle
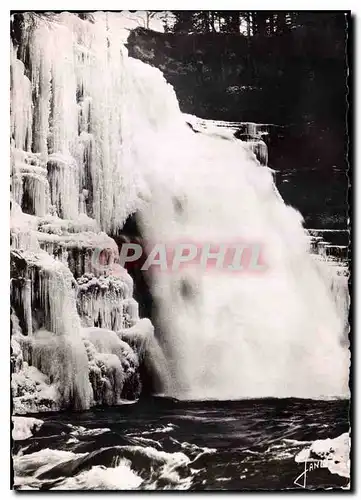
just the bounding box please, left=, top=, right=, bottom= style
left=78, top=96, right=92, bottom=134
left=22, top=279, right=33, bottom=336
left=11, top=309, right=24, bottom=374
left=37, top=230, right=118, bottom=278
left=122, top=298, right=139, bottom=328
left=76, top=273, right=133, bottom=330
left=10, top=201, right=40, bottom=252
left=37, top=213, right=99, bottom=235
left=245, top=140, right=269, bottom=166
left=11, top=248, right=81, bottom=338
left=21, top=173, right=50, bottom=216
left=11, top=147, right=50, bottom=216
left=11, top=338, right=23, bottom=374
left=36, top=256, right=80, bottom=336
left=10, top=44, right=32, bottom=151
left=31, top=329, right=92, bottom=410
left=47, top=153, right=79, bottom=219
left=11, top=147, right=24, bottom=207
left=83, top=327, right=140, bottom=404
left=14, top=13, right=149, bottom=232
left=11, top=249, right=93, bottom=411
left=75, top=132, right=96, bottom=218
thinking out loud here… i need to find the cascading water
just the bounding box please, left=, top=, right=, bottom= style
left=10, top=12, right=349, bottom=412
left=135, top=122, right=349, bottom=399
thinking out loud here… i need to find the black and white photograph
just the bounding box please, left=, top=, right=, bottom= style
left=9, top=9, right=351, bottom=491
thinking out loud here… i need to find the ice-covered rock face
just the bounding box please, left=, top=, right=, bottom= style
left=83, top=327, right=140, bottom=405
left=11, top=12, right=162, bottom=233
left=10, top=226, right=148, bottom=412
left=10, top=248, right=93, bottom=411
left=10, top=13, right=171, bottom=412
left=76, top=273, right=136, bottom=330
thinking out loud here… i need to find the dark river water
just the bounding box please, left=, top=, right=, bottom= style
left=13, top=397, right=350, bottom=491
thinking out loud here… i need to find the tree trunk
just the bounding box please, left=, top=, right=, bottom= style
left=246, top=12, right=251, bottom=37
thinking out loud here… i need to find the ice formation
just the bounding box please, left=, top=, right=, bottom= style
left=184, top=114, right=269, bottom=165
left=83, top=327, right=140, bottom=404
left=12, top=362, right=61, bottom=414
left=119, top=319, right=172, bottom=395
left=12, top=12, right=150, bottom=232
left=76, top=273, right=135, bottom=330
left=10, top=12, right=349, bottom=411
left=12, top=416, right=44, bottom=441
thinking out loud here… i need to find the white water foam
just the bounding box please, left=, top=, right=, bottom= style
left=53, top=459, right=143, bottom=490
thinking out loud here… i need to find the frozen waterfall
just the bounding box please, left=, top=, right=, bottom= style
left=10, top=12, right=349, bottom=412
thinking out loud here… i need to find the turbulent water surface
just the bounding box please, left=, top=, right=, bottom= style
left=13, top=398, right=350, bottom=491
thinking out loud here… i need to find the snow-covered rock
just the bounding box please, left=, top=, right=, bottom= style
left=12, top=416, right=44, bottom=440
left=12, top=363, right=61, bottom=414
left=295, top=432, right=351, bottom=479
